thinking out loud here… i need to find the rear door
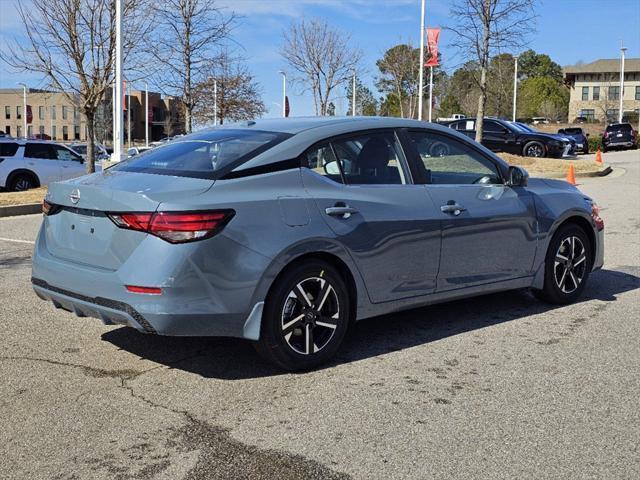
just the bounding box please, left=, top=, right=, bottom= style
left=301, top=130, right=441, bottom=303
left=406, top=129, right=538, bottom=291
left=23, top=143, right=60, bottom=184
left=52, top=144, right=86, bottom=180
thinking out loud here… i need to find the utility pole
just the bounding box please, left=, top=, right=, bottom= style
left=512, top=55, right=519, bottom=122
left=18, top=82, right=27, bottom=138
left=428, top=66, right=433, bottom=122
left=279, top=71, right=286, bottom=118
left=352, top=71, right=356, bottom=116
left=114, top=0, right=123, bottom=161
left=127, top=81, right=131, bottom=148
left=214, top=80, right=217, bottom=125
left=145, top=82, right=149, bottom=147
left=619, top=43, right=626, bottom=123
left=417, top=0, right=426, bottom=120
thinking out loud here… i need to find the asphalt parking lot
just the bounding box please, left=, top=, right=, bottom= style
left=1, top=149, right=639, bottom=480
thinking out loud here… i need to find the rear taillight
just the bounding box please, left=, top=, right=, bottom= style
left=107, top=210, right=234, bottom=243
left=42, top=200, right=61, bottom=216
left=126, top=285, right=162, bottom=295
left=591, top=203, right=604, bottom=231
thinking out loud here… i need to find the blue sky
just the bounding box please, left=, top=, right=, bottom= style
left=1, top=0, right=639, bottom=119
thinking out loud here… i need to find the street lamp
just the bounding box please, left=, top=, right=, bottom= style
left=145, top=82, right=149, bottom=147
left=619, top=44, right=627, bottom=123
left=512, top=55, right=519, bottom=122
left=113, top=0, right=123, bottom=162
left=17, top=82, right=27, bottom=138
left=214, top=79, right=217, bottom=126
left=417, top=0, right=426, bottom=120
left=352, top=70, right=356, bottom=116
left=278, top=71, right=286, bottom=118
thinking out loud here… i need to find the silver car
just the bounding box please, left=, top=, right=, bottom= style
left=31, top=117, right=604, bottom=370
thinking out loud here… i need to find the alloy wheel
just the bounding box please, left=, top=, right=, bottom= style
left=14, top=178, right=32, bottom=191
left=553, top=236, right=587, bottom=293
left=280, top=277, right=339, bottom=355
left=526, top=144, right=544, bottom=157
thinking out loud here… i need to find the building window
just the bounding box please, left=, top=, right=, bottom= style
left=51, top=106, right=56, bottom=120
left=39, top=106, right=44, bottom=120
left=63, top=125, right=68, bottom=140
left=5, top=126, right=10, bottom=136
left=593, top=86, right=600, bottom=101
left=62, top=106, right=69, bottom=120
left=608, top=86, right=620, bottom=100
left=52, top=125, right=56, bottom=140
left=16, top=106, right=22, bottom=119
left=636, top=86, right=640, bottom=101
left=16, top=126, right=22, bottom=138
left=581, top=86, right=589, bottom=101
left=27, top=125, right=33, bottom=138
left=579, top=109, right=595, bottom=121
left=4, top=106, right=9, bottom=119
left=606, top=109, right=619, bottom=121
left=74, top=125, right=80, bottom=140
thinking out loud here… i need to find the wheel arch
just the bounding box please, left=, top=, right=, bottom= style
left=6, top=169, right=41, bottom=189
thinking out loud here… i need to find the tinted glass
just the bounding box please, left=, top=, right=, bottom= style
left=483, top=121, right=504, bottom=133
left=305, top=143, right=343, bottom=184
left=24, top=143, right=53, bottom=159
left=606, top=124, right=632, bottom=132
left=330, top=132, right=407, bottom=185
left=71, top=145, right=87, bottom=154
left=408, top=130, right=501, bottom=185
left=53, top=146, right=82, bottom=161
left=112, top=129, right=290, bottom=179
left=564, top=128, right=582, bottom=135
left=0, top=142, right=19, bottom=156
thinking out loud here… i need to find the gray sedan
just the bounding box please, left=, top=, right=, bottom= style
left=31, top=117, right=604, bottom=370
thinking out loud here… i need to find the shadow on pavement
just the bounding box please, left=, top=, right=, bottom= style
left=101, top=268, right=639, bottom=380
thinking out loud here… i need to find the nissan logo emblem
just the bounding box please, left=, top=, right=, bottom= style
left=70, top=189, right=80, bottom=204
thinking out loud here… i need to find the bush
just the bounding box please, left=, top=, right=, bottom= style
left=588, top=135, right=603, bottom=152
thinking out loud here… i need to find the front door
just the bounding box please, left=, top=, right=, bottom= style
left=51, top=144, right=85, bottom=180
left=301, top=130, right=441, bottom=303
left=23, top=142, right=61, bottom=184
left=406, top=129, right=538, bottom=291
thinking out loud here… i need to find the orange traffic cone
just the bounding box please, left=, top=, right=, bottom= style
left=595, top=149, right=603, bottom=165
left=566, top=164, right=576, bottom=185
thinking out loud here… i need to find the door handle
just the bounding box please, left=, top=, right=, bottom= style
left=325, top=204, right=358, bottom=219
left=440, top=202, right=466, bottom=216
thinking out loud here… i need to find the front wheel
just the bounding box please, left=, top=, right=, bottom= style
left=532, top=224, right=591, bottom=305
left=523, top=141, right=546, bottom=158
left=10, top=174, right=37, bottom=191
left=254, top=260, right=351, bottom=371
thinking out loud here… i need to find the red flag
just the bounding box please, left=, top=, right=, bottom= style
left=284, top=96, right=290, bottom=117
left=425, top=27, right=441, bottom=67
left=26, top=105, right=33, bottom=124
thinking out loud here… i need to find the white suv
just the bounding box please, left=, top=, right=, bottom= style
left=0, top=139, right=93, bottom=191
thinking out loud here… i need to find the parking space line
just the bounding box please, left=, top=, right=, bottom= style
left=0, top=237, right=35, bottom=245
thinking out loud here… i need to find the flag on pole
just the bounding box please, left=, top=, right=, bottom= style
left=425, top=27, right=441, bottom=67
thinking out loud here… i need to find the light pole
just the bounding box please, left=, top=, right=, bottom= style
left=619, top=44, right=626, bottom=123
left=127, top=81, right=131, bottom=148
left=352, top=70, right=356, bottom=116
left=113, top=0, right=123, bottom=162
left=145, top=82, right=149, bottom=147
left=428, top=66, right=434, bottom=122
left=17, top=82, right=27, bottom=138
left=214, top=80, right=217, bottom=126
left=279, top=71, right=286, bottom=118
left=512, top=55, right=519, bottom=122
left=417, top=0, right=426, bottom=120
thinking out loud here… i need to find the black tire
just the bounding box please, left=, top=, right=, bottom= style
left=254, top=259, right=351, bottom=371
left=523, top=141, right=546, bottom=158
left=602, top=146, right=607, bottom=153
left=532, top=224, right=592, bottom=305
left=583, top=145, right=589, bottom=154
left=10, top=173, right=37, bottom=192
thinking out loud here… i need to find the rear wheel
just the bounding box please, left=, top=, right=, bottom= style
left=533, top=224, right=591, bottom=304
left=523, top=141, right=545, bottom=157
left=255, top=259, right=351, bottom=371
left=10, top=174, right=37, bottom=192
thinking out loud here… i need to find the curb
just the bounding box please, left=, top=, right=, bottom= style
left=542, top=165, right=613, bottom=179
left=0, top=203, right=42, bottom=218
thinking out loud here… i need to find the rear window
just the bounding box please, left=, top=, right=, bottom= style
left=111, top=129, right=290, bottom=179
left=564, top=128, right=582, bottom=135
left=606, top=124, right=632, bottom=132
left=0, top=142, right=19, bottom=157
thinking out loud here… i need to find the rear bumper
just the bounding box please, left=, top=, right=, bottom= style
left=604, top=140, right=635, bottom=148
left=593, top=227, right=605, bottom=271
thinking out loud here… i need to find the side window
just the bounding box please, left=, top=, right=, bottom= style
left=483, top=120, right=504, bottom=133
left=408, top=130, right=502, bottom=185
left=304, top=143, right=343, bottom=184
left=0, top=143, right=19, bottom=157
left=53, top=146, right=82, bottom=162
left=24, top=143, right=53, bottom=159
left=331, top=132, right=407, bottom=185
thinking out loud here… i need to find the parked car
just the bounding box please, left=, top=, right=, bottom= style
left=558, top=127, right=589, bottom=154
left=31, top=117, right=604, bottom=370
left=512, top=122, right=576, bottom=156
left=602, top=123, right=638, bottom=152
left=446, top=117, right=568, bottom=158
left=33, top=133, right=52, bottom=140
left=69, top=143, right=110, bottom=162
left=126, top=146, right=153, bottom=157
left=532, top=117, right=550, bottom=125
left=0, top=139, right=94, bottom=191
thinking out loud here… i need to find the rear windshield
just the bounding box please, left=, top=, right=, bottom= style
left=606, top=124, right=632, bottom=132
left=564, top=128, right=582, bottom=135
left=111, top=129, right=291, bottom=179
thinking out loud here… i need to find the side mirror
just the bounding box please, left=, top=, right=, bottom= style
left=323, top=159, right=341, bottom=175
left=507, top=165, right=529, bottom=187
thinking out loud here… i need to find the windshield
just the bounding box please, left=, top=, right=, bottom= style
left=509, top=122, right=528, bottom=133
left=111, top=129, right=291, bottom=179
left=71, top=145, right=87, bottom=154
left=607, top=124, right=632, bottom=132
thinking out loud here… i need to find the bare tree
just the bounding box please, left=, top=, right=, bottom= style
left=149, top=0, right=236, bottom=133
left=195, top=53, right=266, bottom=125
left=447, top=0, right=536, bottom=141
left=281, top=19, right=362, bottom=116
left=1, top=0, right=151, bottom=173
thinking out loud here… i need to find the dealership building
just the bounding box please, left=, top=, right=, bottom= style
left=563, top=58, right=640, bottom=123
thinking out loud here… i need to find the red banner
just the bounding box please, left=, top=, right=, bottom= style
left=26, top=105, right=33, bottom=124
left=285, top=96, right=290, bottom=117
left=425, top=27, right=441, bottom=67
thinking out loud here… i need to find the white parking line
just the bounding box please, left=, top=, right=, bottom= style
left=0, top=237, right=35, bottom=245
